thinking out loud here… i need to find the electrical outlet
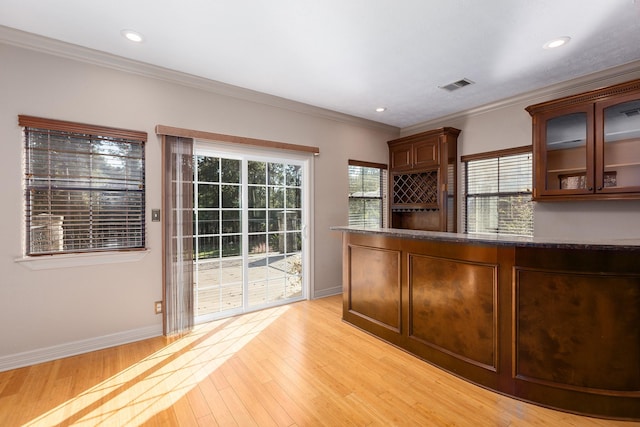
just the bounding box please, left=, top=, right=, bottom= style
left=155, top=301, right=162, bottom=314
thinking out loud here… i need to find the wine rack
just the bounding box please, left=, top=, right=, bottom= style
left=392, top=171, right=438, bottom=207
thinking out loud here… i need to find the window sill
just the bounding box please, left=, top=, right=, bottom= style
left=15, top=250, right=150, bottom=271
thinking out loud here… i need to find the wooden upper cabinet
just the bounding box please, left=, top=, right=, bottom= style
left=596, top=91, right=640, bottom=196
left=389, top=143, right=412, bottom=170
left=531, top=103, right=595, bottom=197
left=413, top=138, right=440, bottom=168
left=526, top=79, right=640, bottom=201
left=388, top=129, right=453, bottom=172
left=387, top=127, right=460, bottom=232
left=389, top=136, right=440, bottom=171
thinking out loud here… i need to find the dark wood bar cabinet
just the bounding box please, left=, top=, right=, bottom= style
left=333, top=226, right=640, bottom=421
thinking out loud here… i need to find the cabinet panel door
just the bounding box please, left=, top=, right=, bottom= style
left=596, top=92, right=640, bottom=194
left=390, top=144, right=412, bottom=170
left=413, top=138, right=440, bottom=168
left=533, top=104, right=594, bottom=198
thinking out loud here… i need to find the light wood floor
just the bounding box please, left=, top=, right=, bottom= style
left=0, top=295, right=638, bottom=426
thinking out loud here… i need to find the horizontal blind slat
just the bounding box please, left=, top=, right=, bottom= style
left=464, top=151, right=533, bottom=237
left=348, top=164, right=384, bottom=228
left=24, top=121, right=146, bottom=255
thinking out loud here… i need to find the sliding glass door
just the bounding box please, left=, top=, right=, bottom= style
left=193, top=145, right=308, bottom=322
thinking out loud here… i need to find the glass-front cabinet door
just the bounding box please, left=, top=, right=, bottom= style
left=528, top=79, right=640, bottom=201
left=596, top=93, right=640, bottom=194
left=534, top=104, right=594, bottom=197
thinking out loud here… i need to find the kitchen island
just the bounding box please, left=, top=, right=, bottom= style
left=332, top=226, right=640, bottom=420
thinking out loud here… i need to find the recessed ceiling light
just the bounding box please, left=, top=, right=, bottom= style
left=375, top=107, right=387, bottom=112
left=121, top=29, right=144, bottom=43
left=543, top=36, right=571, bottom=49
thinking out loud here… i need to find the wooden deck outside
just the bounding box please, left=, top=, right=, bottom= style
left=195, top=253, right=303, bottom=315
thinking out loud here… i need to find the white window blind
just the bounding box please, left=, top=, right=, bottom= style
left=20, top=116, right=147, bottom=255
left=463, top=149, right=533, bottom=236
left=348, top=160, right=387, bottom=228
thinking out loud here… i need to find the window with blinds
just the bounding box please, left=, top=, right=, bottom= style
left=348, top=160, right=387, bottom=228
left=463, top=147, right=533, bottom=236
left=20, top=116, right=147, bottom=255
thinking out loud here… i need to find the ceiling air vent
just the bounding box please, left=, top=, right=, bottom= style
left=439, top=78, right=474, bottom=92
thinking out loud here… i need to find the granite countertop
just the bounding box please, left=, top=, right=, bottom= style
left=330, top=226, right=640, bottom=251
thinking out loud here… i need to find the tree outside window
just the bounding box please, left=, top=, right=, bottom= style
left=463, top=148, right=533, bottom=236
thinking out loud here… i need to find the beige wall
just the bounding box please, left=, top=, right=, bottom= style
left=0, top=42, right=397, bottom=364
left=2, top=35, right=639, bottom=367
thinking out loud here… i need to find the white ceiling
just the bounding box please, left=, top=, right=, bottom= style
left=1, top=0, right=640, bottom=129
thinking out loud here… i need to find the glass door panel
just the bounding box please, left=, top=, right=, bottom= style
left=247, top=161, right=303, bottom=307
left=601, top=98, right=640, bottom=192
left=194, top=152, right=306, bottom=322
left=545, top=112, right=588, bottom=191
left=194, top=155, right=243, bottom=318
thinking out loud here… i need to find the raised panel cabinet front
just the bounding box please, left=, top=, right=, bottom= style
left=408, top=253, right=498, bottom=371
left=413, top=138, right=440, bottom=168
left=389, top=143, right=412, bottom=171
left=514, top=267, right=640, bottom=393
left=348, top=244, right=402, bottom=332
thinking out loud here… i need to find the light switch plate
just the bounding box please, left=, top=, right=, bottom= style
left=152, top=209, right=161, bottom=222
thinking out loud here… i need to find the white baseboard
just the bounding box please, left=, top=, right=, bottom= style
left=0, top=324, right=163, bottom=372
left=312, top=284, right=342, bottom=299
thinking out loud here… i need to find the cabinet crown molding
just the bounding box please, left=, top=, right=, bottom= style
left=388, top=127, right=461, bottom=146
left=525, top=78, right=640, bottom=115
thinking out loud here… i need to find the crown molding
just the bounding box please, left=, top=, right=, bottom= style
left=401, top=60, right=640, bottom=136
left=0, top=25, right=398, bottom=134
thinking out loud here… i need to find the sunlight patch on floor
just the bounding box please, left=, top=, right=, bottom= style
left=24, top=305, right=289, bottom=426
